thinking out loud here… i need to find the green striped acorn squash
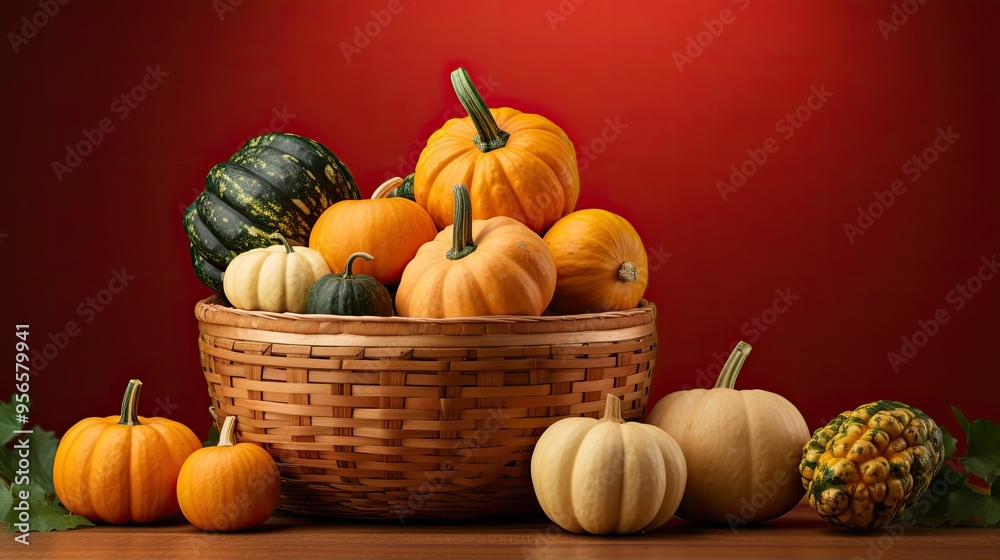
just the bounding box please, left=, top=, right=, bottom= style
left=799, top=400, right=945, bottom=530
left=183, top=133, right=360, bottom=295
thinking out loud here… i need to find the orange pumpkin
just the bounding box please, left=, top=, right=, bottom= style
left=53, top=379, right=202, bottom=524
left=309, top=177, right=437, bottom=286
left=543, top=209, right=649, bottom=313
left=396, top=184, right=557, bottom=317
left=177, top=415, right=281, bottom=532
left=413, top=68, right=580, bottom=234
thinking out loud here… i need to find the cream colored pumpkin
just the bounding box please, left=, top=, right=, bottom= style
left=645, top=341, right=809, bottom=524
left=222, top=232, right=330, bottom=313
left=531, top=394, right=687, bottom=534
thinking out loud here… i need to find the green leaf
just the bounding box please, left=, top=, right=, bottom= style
left=952, top=406, right=971, bottom=433
left=940, top=426, right=957, bottom=459
left=909, top=463, right=967, bottom=527
left=945, top=482, right=1000, bottom=527
left=0, top=484, right=11, bottom=520
left=0, top=427, right=59, bottom=499
left=0, top=397, right=20, bottom=447
left=962, top=418, right=1000, bottom=484
left=204, top=424, right=219, bottom=447
left=3, top=498, right=94, bottom=532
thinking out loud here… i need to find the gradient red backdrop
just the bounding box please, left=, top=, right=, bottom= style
left=3, top=0, right=998, bottom=440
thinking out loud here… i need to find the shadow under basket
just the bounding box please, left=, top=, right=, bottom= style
left=195, top=296, right=659, bottom=519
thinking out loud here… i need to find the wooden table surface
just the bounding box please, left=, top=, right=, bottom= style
left=5, top=502, right=997, bottom=560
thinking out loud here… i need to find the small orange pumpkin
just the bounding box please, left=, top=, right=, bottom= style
left=543, top=209, right=649, bottom=313
left=177, top=415, right=281, bottom=532
left=309, top=177, right=438, bottom=286
left=396, top=184, right=557, bottom=317
left=53, top=379, right=202, bottom=524
left=413, top=68, right=580, bottom=234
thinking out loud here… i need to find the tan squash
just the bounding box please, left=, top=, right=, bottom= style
left=646, top=341, right=810, bottom=525
left=531, top=394, right=687, bottom=534
left=222, top=232, right=330, bottom=313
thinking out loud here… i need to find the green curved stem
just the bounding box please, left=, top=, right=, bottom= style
left=269, top=231, right=294, bottom=254
left=451, top=68, right=509, bottom=153
left=117, top=379, right=143, bottom=426
left=218, top=415, right=237, bottom=447
left=446, top=184, right=477, bottom=260
left=343, top=252, right=374, bottom=278
left=715, top=341, right=752, bottom=389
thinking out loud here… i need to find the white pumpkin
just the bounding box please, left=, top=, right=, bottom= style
left=530, top=394, right=687, bottom=534
left=222, top=232, right=330, bottom=313
left=645, top=341, right=810, bottom=525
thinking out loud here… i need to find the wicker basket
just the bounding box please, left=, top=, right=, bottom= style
left=195, top=296, right=658, bottom=519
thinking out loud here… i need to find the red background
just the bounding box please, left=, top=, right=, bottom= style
left=3, top=0, right=997, bottom=439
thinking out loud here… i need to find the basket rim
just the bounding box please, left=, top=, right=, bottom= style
left=195, top=295, right=657, bottom=338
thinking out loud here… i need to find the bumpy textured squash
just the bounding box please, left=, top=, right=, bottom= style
left=53, top=379, right=202, bottom=523
left=305, top=252, right=394, bottom=317
left=646, top=342, right=810, bottom=524
left=543, top=209, right=648, bottom=313
left=413, top=68, right=579, bottom=234
left=531, top=394, right=687, bottom=534
left=387, top=173, right=416, bottom=201
left=395, top=184, right=557, bottom=318
left=799, top=400, right=945, bottom=530
left=309, top=177, right=437, bottom=286
left=177, top=415, right=281, bottom=532
left=184, top=133, right=359, bottom=295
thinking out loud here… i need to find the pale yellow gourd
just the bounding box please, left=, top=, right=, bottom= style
left=645, top=341, right=809, bottom=525
left=530, top=394, right=687, bottom=535
left=222, top=232, right=331, bottom=313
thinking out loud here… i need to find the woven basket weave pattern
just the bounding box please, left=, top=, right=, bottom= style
left=195, top=296, right=658, bottom=518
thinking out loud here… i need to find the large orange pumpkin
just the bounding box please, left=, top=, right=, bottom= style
left=395, top=184, right=557, bottom=318
left=543, top=209, right=649, bottom=314
left=53, top=379, right=202, bottom=524
left=309, top=177, right=438, bottom=286
left=413, top=68, right=580, bottom=234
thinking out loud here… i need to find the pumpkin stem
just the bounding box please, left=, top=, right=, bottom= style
left=372, top=177, right=403, bottom=200
left=618, top=262, right=639, bottom=283
left=269, top=231, right=294, bottom=254
left=600, top=393, right=625, bottom=424
left=343, top=252, right=375, bottom=278
left=117, top=379, right=143, bottom=426
left=447, top=184, right=478, bottom=260
left=714, top=341, right=752, bottom=389
left=217, top=415, right=237, bottom=447
left=451, top=67, right=509, bottom=153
